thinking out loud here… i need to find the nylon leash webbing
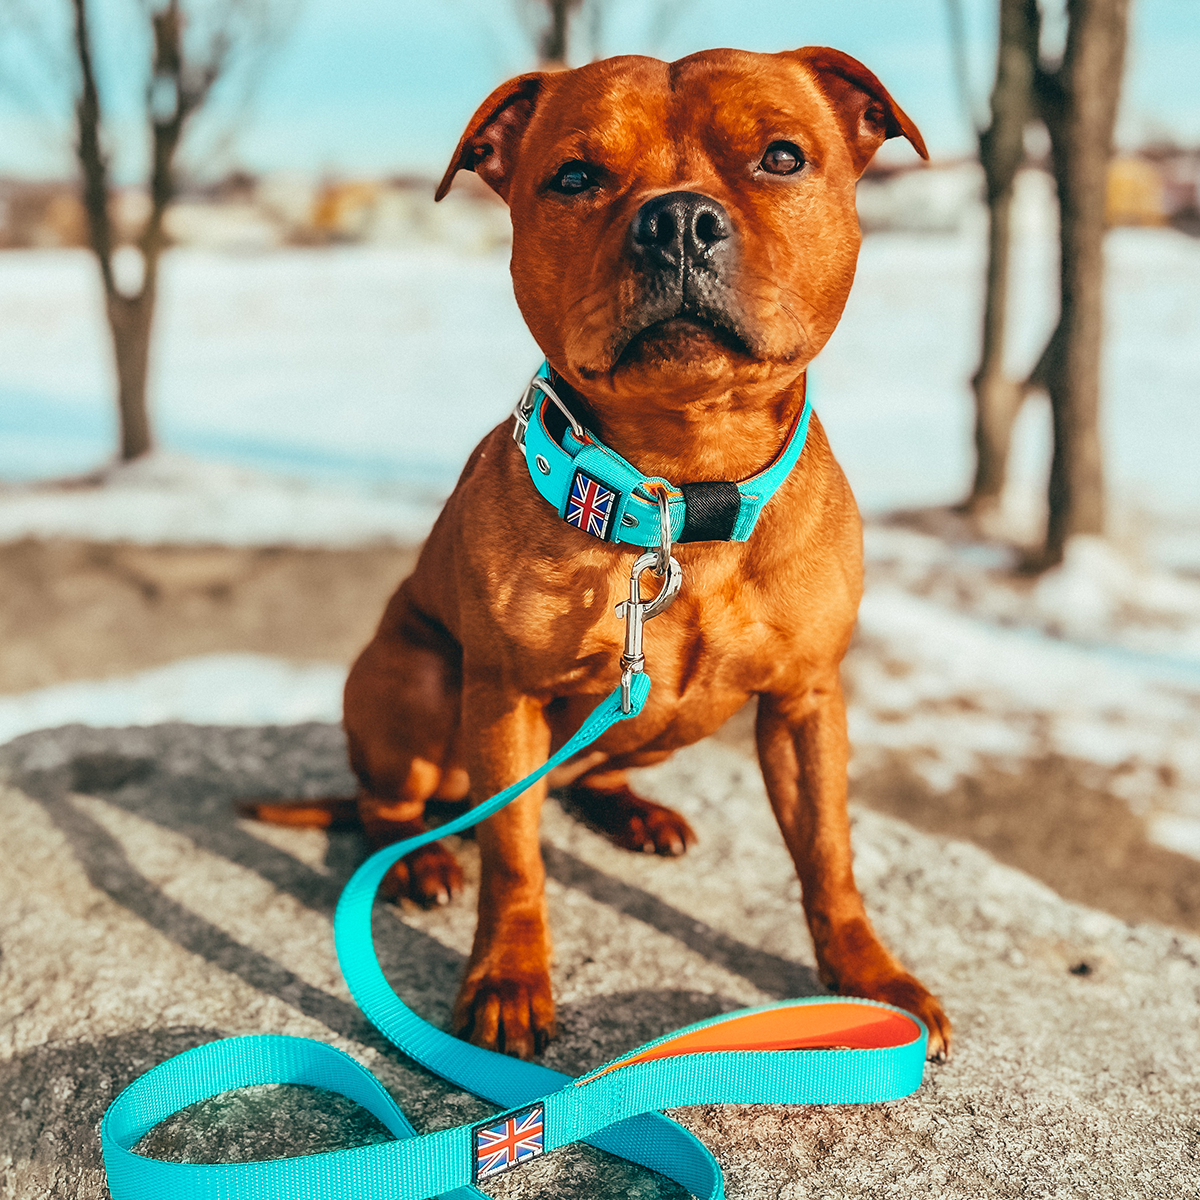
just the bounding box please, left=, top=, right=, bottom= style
left=100, top=672, right=927, bottom=1200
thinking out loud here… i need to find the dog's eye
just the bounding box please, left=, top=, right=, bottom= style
left=759, top=142, right=804, bottom=175
left=549, top=161, right=598, bottom=194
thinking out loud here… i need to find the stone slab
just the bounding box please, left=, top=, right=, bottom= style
left=1, top=723, right=1197, bottom=1198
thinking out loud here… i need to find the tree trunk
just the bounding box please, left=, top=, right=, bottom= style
left=965, top=0, right=1038, bottom=513
left=538, top=0, right=580, bottom=66
left=106, top=281, right=157, bottom=461
left=1033, top=0, right=1129, bottom=564
left=72, top=0, right=157, bottom=463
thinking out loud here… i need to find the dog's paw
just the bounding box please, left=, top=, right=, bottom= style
left=566, top=784, right=697, bottom=856
left=829, top=968, right=952, bottom=1061
left=816, top=919, right=952, bottom=1060
left=451, top=970, right=557, bottom=1060
left=379, top=841, right=464, bottom=908
left=864, top=973, right=952, bottom=1061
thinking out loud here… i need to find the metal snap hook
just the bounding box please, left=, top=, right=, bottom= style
left=615, top=550, right=683, bottom=712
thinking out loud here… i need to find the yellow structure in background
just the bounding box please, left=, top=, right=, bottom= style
left=312, top=181, right=383, bottom=240
left=1107, top=157, right=1167, bottom=227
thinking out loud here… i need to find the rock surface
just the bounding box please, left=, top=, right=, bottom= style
left=1, top=722, right=1198, bottom=1198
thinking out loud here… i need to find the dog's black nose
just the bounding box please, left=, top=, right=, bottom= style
left=631, top=191, right=732, bottom=269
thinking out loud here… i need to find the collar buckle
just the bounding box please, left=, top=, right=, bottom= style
left=511, top=378, right=539, bottom=449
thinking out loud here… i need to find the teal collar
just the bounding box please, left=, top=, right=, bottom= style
left=513, top=362, right=813, bottom=547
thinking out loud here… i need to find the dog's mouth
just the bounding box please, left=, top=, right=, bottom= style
left=614, top=310, right=755, bottom=369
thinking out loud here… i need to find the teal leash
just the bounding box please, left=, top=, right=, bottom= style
left=100, top=673, right=927, bottom=1200
left=101, top=676, right=728, bottom=1200
left=100, top=368, right=928, bottom=1199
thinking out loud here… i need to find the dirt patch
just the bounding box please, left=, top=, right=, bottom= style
left=0, top=538, right=417, bottom=691
left=4, top=538, right=1200, bottom=938
left=851, top=754, right=1200, bottom=935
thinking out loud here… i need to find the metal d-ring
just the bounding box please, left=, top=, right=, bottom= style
left=654, top=488, right=672, bottom=576
left=530, top=376, right=586, bottom=440
left=510, top=370, right=587, bottom=448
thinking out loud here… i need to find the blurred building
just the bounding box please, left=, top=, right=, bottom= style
left=2, top=150, right=1197, bottom=252
left=0, top=181, right=87, bottom=248
left=857, top=148, right=1200, bottom=237
left=856, top=159, right=985, bottom=234
left=1107, top=149, right=1200, bottom=233
left=0, top=170, right=511, bottom=252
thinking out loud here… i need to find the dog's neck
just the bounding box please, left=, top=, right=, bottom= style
left=549, top=371, right=809, bottom=485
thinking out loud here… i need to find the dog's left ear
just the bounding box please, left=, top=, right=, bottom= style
left=436, top=73, right=546, bottom=202
left=790, top=47, right=928, bottom=176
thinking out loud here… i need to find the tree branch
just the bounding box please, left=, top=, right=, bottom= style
left=138, top=1, right=229, bottom=281
left=70, top=0, right=114, bottom=294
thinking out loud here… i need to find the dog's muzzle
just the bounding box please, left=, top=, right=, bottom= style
left=614, top=190, right=754, bottom=363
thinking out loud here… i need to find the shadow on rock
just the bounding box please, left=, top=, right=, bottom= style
left=545, top=988, right=742, bottom=1077
left=12, top=753, right=463, bottom=1057
left=542, top=843, right=824, bottom=1001
left=0, top=1026, right=222, bottom=1185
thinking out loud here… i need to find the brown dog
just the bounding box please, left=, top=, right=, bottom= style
left=249, top=47, right=950, bottom=1060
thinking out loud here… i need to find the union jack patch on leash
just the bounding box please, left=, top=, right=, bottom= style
left=565, top=469, right=617, bottom=539
left=474, top=1102, right=546, bottom=1180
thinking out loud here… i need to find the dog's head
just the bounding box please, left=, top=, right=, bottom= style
left=438, top=48, right=925, bottom=411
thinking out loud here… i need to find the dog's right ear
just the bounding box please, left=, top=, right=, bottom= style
left=435, top=74, right=546, bottom=203
left=790, top=47, right=928, bottom=177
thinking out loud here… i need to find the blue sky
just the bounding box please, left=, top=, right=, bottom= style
left=0, top=0, right=1197, bottom=181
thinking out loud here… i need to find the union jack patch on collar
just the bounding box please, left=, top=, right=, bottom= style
left=566, top=469, right=617, bottom=540
left=474, top=1102, right=546, bottom=1180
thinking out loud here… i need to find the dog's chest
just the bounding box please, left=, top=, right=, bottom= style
left=492, top=553, right=795, bottom=700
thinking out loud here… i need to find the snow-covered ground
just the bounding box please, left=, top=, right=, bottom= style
left=2, top=186, right=1200, bottom=552
left=0, top=452, right=437, bottom=546
left=852, top=527, right=1200, bottom=859
left=2, top=205, right=1199, bottom=859
left=0, top=654, right=347, bottom=745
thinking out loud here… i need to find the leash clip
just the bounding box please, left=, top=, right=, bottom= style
left=616, top=551, right=682, bottom=713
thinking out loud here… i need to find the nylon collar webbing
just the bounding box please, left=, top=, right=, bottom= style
left=516, top=363, right=813, bottom=547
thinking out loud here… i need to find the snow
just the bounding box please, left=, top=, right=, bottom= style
left=850, top=524, right=1200, bottom=859
left=0, top=452, right=439, bottom=546
left=2, top=213, right=1200, bottom=554
left=0, top=655, right=346, bottom=747
left=0, top=245, right=539, bottom=490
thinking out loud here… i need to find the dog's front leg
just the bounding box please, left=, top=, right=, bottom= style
left=756, top=682, right=952, bottom=1059
left=452, top=687, right=557, bottom=1059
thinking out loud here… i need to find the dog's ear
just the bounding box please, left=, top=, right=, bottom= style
left=790, top=47, right=928, bottom=175
left=436, top=74, right=546, bottom=202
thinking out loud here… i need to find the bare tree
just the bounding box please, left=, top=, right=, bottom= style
left=1030, top=0, right=1130, bottom=564
left=961, top=0, right=1130, bottom=567
left=961, top=0, right=1038, bottom=516
left=67, top=0, right=280, bottom=462
left=522, top=0, right=688, bottom=69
